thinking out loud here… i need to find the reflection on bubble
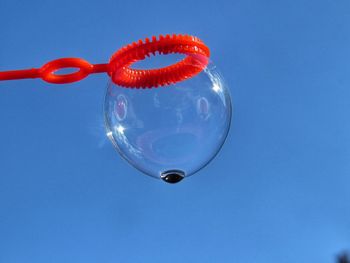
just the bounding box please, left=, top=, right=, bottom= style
left=114, top=95, right=127, bottom=121
left=197, top=97, right=210, bottom=120
left=104, top=61, right=232, bottom=181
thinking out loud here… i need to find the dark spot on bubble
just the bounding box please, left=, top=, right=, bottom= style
left=161, top=170, right=185, bottom=184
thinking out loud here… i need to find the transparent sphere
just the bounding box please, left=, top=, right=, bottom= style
left=104, top=61, right=232, bottom=183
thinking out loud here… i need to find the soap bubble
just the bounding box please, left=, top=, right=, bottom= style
left=104, top=61, right=232, bottom=183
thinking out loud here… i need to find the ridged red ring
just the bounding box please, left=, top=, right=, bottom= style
left=108, top=34, right=210, bottom=88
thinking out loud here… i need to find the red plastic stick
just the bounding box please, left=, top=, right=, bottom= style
left=0, top=34, right=210, bottom=88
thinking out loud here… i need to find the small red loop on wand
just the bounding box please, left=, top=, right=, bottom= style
left=0, top=34, right=210, bottom=88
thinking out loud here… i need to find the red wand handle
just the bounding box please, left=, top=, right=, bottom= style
left=0, top=68, right=41, bottom=80
left=0, top=58, right=109, bottom=84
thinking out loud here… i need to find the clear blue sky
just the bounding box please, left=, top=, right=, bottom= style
left=1, top=0, right=350, bottom=262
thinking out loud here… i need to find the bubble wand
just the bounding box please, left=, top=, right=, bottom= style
left=0, top=34, right=209, bottom=87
